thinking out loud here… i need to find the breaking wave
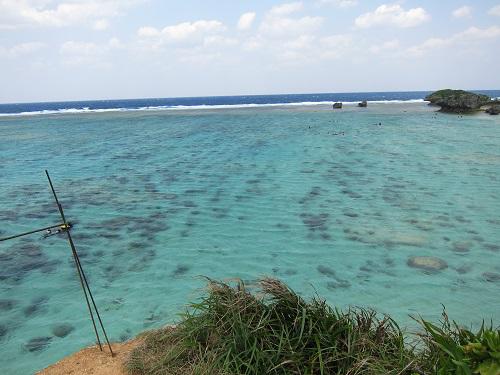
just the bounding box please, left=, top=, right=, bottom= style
left=0, top=99, right=427, bottom=117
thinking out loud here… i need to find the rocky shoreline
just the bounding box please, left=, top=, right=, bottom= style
left=425, top=89, right=499, bottom=114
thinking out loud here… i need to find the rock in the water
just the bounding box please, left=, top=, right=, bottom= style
left=0, top=243, right=60, bottom=283
left=0, top=299, right=17, bottom=311
left=484, top=243, right=500, bottom=252
left=25, top=336, right=52, bottom=352
left=332, top=102, right=342, bottom=109
left=172, top=264, right=189, bottom=277
left=485, top=102, right=500, bottom=115
left=452, top=241, right=472, bottom=253
left=327, top=280, right=351, bottom=289
left=455, top=264, right=472, bottom=274
left=23, top=296, right=49, bottom=317
left=407, top=256, right=447, bottom=272
left=358, top=100, right=367, bottom=107
left=483, top=272, right=500, bottom=282
left=425, top=89, right=491, bottom=113
left=317, top=265, right=336, bottom=278
left=0, top=324, right=7, bottom=340
left=51, top=323, right=74, bottom=338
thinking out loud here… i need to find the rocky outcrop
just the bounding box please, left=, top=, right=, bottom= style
left=407, top=256, right=447, bottom=272
left=484, top=101, right=500, bottom=115
left=332, top=102, right=342, bottom=109
left=425, top=89, right=491, bottom=113
left=52, top=323, right=75, bottom=338
left=483, top=272, right=500, bottom=282
left=358, top=101, right=367, bottom=107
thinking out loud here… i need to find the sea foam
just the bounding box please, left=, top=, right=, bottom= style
left=0, top=99, right=426, bottom=117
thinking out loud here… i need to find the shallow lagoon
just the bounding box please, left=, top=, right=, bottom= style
left=1, top=103, right=500, bottom=373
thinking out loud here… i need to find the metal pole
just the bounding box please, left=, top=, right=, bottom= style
left=45, top=170, right=113, bottom=355
left=0, top=223, right=65, bottom=242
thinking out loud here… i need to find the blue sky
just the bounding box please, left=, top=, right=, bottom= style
left=1, top=0, right=499, bottom=103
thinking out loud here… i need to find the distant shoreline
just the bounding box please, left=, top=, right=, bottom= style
left=2, top=90, right=500, bottom=118
left=0, top=99, right=432, bottom=118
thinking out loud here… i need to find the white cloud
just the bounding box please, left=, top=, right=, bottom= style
left=269, top=2, right=304, bottom=16
left=260, top=15, right=323, bottom=37
left=108, top=37, right=124, bottom=49
left=459, top=25, right=500, bottom=39
left=319, top=34, right=352, bottom=57
left=355, top=4, right=430, bottom=28
left=408, top=25, right=500, bottom=56
left=284, top=35, right=316, bottom=49
left=61, top=41, right=100, bottom=55
left=408, top=37, right=448, bottom=56
left=452, top=6, right=472, bottom=18
left=242, top=37, right=262, bottom=51
left=203, top=35, right=238, bottom=48
left=137, top=26, right=159, bottom=37
left=0, top=41, right=46, bottom=58
left=137, top=20, right=226, bottom=44
left=0, top=0, right=142, bottom=30
left=59, top=38, right=123, bottom=66
left=93, top=19, right=109, bottom=31
left=276, top=33, right=352, bottom=63
left=259, top=3, right=322, bottom=38
left=135, top=19, right=233, bottom=64
left=318, top=0, right=358, bottom=8
left=134, top=2, right=342, bottom=68
left=489, top=5, right=500, bottom=16
left=238, top=12, right=256, bottom=30
left=369, top=39, right=399, bottom=54
left=238, top=2, right=345, bottom=64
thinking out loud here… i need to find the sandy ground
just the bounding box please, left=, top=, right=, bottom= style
left=37, top=339, right=141, bottom=375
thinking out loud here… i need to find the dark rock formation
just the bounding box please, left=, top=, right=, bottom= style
left=52, top=323, right=75, bottom=338
left=425, top=89, right=491, bottom=113
left=485, top=101, right=500, bottom=115
left=0, top=243, right=60, bottom=283
left=0, top=299, right=17, bottom=311
left=332, top=102, right=342, bottom=109
left=25, top=336, right=52, bottom=352
left=483, top=272, right=500, bottom=282
left=317, top=265, right=336, bottom=278
left=358, top=101, right=367, bottom=107
left=452, top=241, right=472, bottom=253
left=407, top=256, right=447, bottom=272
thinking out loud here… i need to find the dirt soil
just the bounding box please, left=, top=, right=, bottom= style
left=37, top=339, right=141, bottom=375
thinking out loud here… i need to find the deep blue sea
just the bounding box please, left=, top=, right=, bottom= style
left=1, top=90, right=499, bottom=116
left=1, top=91, right=500, bottom=374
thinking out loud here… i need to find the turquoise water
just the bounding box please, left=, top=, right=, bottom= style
left=1, top=103, right=500, bottom=373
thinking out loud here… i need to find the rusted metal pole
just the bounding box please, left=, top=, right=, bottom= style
left=0, top=223, right=64, bottom=242
left=45, top=170, right=113, bottom=356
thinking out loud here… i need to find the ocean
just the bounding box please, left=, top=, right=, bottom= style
left=1, top=91, right=500, bottom=374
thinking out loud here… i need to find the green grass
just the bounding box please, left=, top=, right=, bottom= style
left=126, top=278, right=499, bottom=375
left=417, top=310, right=500, bottom=375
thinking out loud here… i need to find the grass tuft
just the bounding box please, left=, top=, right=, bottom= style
left=126, top=278, right=499, bottom=375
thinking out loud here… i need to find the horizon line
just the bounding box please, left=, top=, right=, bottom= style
left=2, top=88, right=500, bottom=106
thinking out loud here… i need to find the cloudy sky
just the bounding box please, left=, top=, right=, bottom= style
left=1, top=0, right=500, bottom=103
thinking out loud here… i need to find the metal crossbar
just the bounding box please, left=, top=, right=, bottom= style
left=0, top=223, right=65, bottom=242
left=0, top=171, right=113, bottom=356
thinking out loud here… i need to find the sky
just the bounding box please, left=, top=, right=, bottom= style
left=1, top=0, right=500, bottom=103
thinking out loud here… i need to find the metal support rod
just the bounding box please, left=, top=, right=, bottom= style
left=0, top=223, right=65, bottom=242
left=45, top=170, right=114, bottom=356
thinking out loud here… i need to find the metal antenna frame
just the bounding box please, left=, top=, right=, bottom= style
left=0, top=223, right=66, bottom=242
left=0, top=171, right=113, bottom=356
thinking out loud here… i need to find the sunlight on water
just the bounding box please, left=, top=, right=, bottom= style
left=1, top=103, right=499, bottom=373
